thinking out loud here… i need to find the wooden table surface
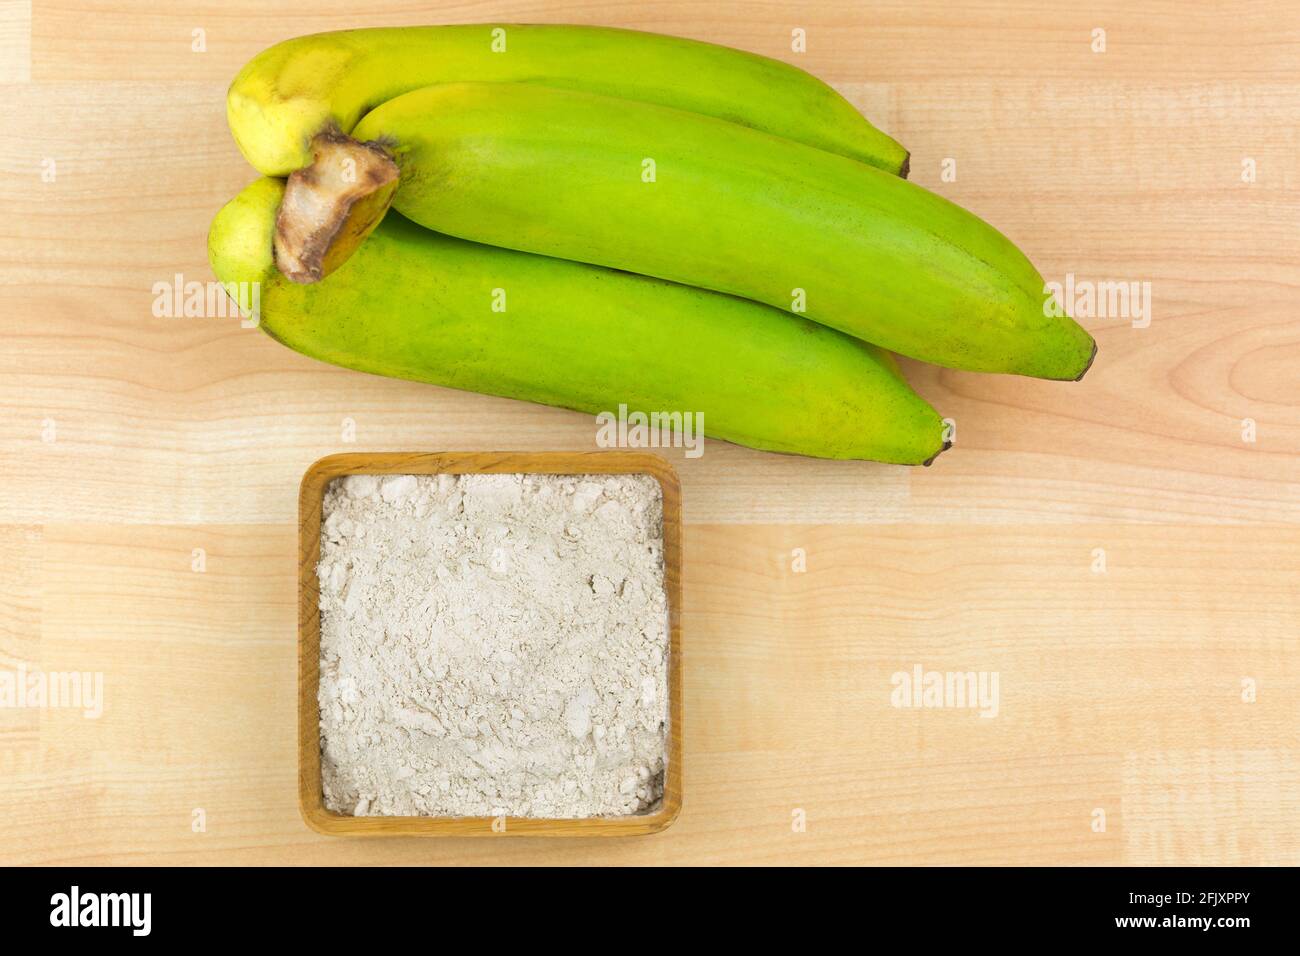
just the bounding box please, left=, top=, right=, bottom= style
left=2, top=0, right=1297, bottom=866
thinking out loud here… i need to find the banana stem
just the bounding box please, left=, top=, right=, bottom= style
left=274, top=131, right=399, bottom=284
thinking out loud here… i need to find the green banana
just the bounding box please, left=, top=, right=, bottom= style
left=227, top=25, right=907, bottom=177
left=337, top=82, right=1094, bottom=380
left=208, top=178, right=948, bottom=465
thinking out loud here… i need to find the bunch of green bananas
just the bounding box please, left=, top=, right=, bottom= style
left=210, top=25, right=1095, bottom=465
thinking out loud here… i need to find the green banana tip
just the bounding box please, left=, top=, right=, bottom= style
left=922, top=440, right=952, bottom=467
left=1074, top=339, right=1099, bottom=382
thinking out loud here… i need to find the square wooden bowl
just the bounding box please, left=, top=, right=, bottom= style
left=298, top=451, right=682, bottom=836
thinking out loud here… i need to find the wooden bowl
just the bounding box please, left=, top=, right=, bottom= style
left=298, top=451, right=683, bottom=836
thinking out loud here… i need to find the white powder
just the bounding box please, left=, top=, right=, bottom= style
left=316, top=472, right=669, bottom=818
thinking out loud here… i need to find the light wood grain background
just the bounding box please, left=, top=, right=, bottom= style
left=1, top=0, right=1297, bottom=865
